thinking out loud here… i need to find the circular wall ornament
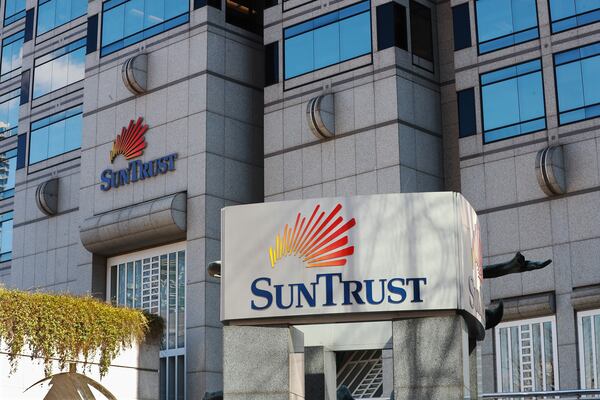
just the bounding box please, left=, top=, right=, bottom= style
left=535, top=145, right=566, bottom=196
left=35, top=178, right=59, bottom=216
left=306, top=93, right=335, bottom=139
left=122, top=53, right=148, bottom=95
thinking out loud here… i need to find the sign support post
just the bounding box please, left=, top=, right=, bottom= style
left=392, top=314, right=472, bottom=399
left=223, top=326, right=305, bottom=400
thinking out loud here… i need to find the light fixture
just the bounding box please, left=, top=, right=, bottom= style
left=207, top=261, right=222, bottom=279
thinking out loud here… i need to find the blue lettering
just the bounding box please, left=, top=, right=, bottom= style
left=274, top=284, right=294, bottom=309
left=406, top=278, right=427, bottom=303
left=316, top=273, right=342, bottom=306
left=250, top=277, right=273, bottom=310
left=294, top=283, right=317, bottom=308
left=342, top=280, right=365, bottom=305
left=387, top=278, right=407, bottom=304
left=100, top=170, right=112, bottom=191
left=365, top=279, right=386, bottom=305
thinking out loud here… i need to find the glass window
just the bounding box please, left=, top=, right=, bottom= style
left=554, top=42, right=600, bottom=125
left=4, top=0, right=26, bottom=26
left=101, top=0, right=189, bottom=57
left=1, top=31, right=24, bottom=82
left=458, top=88, right=477, bottom=138
left=410, top=0, right=434, bottom=71
left=37, top=0, right=87, bottom=36
left=225, top=0, right=264, bottom=35
left=108, top=245, right=186, bottom=400
left=283, top=0, right=371, bottom=80
left=452, top=3, right=472, bottom=51
left=0, top=149, right=17, bottom=200
left=475, top=0, right=539, bottom=54
left=376, top=2, right=407, bottom=52
left=32, top=39, right=85, bottom=99
left=0, top=89, right=20, bottom=140
left=29, top=105, right=82, bottom=164
left=0, top=211, right=13, bottom=262
left=550, top=0, right=600, bottom=33
left=480, top=59, right=546, bottom=143
left=495, top=316, right=559, bottom=392
left=578, top=309, right=600, bottom=389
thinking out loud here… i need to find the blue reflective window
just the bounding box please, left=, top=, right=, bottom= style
left=101, top=0, right=189, bottom=57
left=0, top=148, right=17, bottom=200
left=283, top=0, right=372, bottom=80
left=481, top=59, right=546, bottom=143
left=0, top=211, right=13, bottom=262
left=555, top=42, right=600, bottom=125
left=0, top=89, right=20, bottom=140
left=29, top=105, right=82, bottom=164
left=4, top=0, right=25, bottom=26
left=33, top=39, right=85, bottom=99
left=37, top=0, right=87, bottom=36
left=550, top=0, right=600, bottom=33
left=475, top=0, right=539, bottom=54
left=1, top=31, right=24, bottom=82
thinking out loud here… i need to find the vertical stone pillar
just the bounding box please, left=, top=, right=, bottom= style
left=469, top=338, right=482, bottom=398
left=223, top=326, right=305, bottom=400
left=304, top=346, right=336, bottom=400
left=392, top=315, right=472, bottom=399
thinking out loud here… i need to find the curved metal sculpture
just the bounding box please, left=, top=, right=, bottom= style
left=25, top=371, right=117, bottom=400
left=483, top=252, right=552, bottom=330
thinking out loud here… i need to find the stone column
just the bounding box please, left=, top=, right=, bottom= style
left=223, top=325, right=305, bottom=400
left=469, top=338, right=482, bottom=398
left=392, top=315, right=472, bottom=399
left=304, top=346, right=336, bottom=400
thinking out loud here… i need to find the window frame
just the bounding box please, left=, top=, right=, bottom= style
left=36, top=0, right=88, bottom=37
left=99, top=0, right=190, bottom=57
left=282, top=0, right=373, bottom=82
left=31, top=38, right=86, bottom=100
left=0, top=211, right=13, bottom=262
left=577, top=309, right=600, bottom=389
left=106, top=242, right=187, bottom=400
left=28, top=104, right=83, bottom=165
left=479, top=58, right=547, bottom=144
left=0, top=148, right=17, bottom=200
left=494, top=315, right=560, bottom=393
left=4, top=0, right=26, bottom=27
left=474, top=0, right=540, bottom=55
left=0, top=30, right=25, bottom=83
left=548, top=0, right=600, bottom=34
left=553, top=41, right=600, bottom=127
left=0, top=88, right=21, bottom=140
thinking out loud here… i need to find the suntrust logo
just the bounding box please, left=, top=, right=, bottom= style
left=99, top=117, right=178, bottom=191
left=268, top=203, right=356, bottom=268
left=251, top=202, right=427, bottom=311
left=110, top=117, right=148, bottom=162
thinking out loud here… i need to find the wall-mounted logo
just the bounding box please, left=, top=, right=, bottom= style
left=100, top=117, right=177, bottom=191
left=268, top=204, right=356, bottom=268
left=110, top=117, right=148, bottom=163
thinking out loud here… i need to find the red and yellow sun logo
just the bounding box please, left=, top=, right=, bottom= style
left=269, top=203, right=356, bottom=268
left=110, top=117, right=148, bottom=163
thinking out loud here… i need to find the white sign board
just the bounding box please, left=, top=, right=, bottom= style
left=221, top=192, right=484, bottom=337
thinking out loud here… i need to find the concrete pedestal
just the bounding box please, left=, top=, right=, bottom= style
left=392, top=315, right=472, bottom=399
left=223, top=326, right=305, bottom=400
left=304, top=346, right=336, bottom=400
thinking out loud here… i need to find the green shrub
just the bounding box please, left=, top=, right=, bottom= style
left=0, top=287, right=160, bottom=377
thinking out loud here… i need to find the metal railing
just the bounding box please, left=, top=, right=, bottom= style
left=482, top=389, right=600, bottom=399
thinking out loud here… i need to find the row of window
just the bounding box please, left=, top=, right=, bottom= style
left=496, top=310, right=600, bottom=392
left=268, top=0, right=435, bottom=86
left=453, top=0, right=600, bottom=55
left=458, top=41, right=600, bottom=143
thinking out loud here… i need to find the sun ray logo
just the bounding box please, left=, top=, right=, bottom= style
left=110, top=117, right=148, bottom=163
left=268, top=203, right=356, bottom=268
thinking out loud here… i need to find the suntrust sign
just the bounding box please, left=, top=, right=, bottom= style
left=100, top=117, right=178, bottom=191
left=221, top=193, right=485, bottom=338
